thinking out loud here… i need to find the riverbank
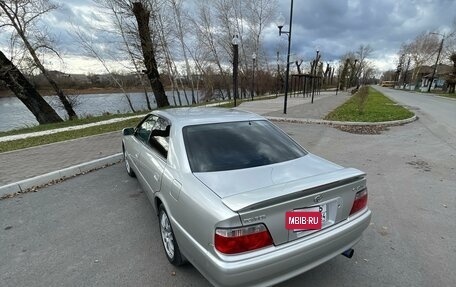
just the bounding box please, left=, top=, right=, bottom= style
left=0, top=87, right=152, bottom=98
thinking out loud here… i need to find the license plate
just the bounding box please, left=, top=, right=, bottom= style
left=285, top=205, right=326, bottom=231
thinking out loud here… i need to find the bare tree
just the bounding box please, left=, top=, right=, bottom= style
left=72, top=26, right=136, bottom=112
left=440, top=18, right=456, bottom=63
left=112, top=4, right=152, bottom=110
left=446, top=53, right=456, bottom=93
left=132, top=1, right=169, bottom=108
left=191, top=0, right=231, bottom=99
left=0, top=50, right=63, bottom=124
left=0, top=0, right=78, bottom=119
left=400, top=32, right=440, bottom=81
left=355, top=44, right=373, bottom=81
left=154, top=11, right=187, bottom=105
left=189, top=0, right=277, bottom=100
left=94, top=0, right=153, bottom=110
left=168, top=0, right=196, bottom=103
left=339, top=58, right=350, bottom=90
left=244, top=0, right=277, bottom=67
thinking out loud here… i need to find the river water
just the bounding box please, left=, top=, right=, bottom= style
left=0, top=91, right=201, bottom=132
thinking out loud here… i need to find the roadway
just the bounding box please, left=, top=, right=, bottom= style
left=375, top=86, right=456, bottom=149
left=1, top=119, right=455, bottom=286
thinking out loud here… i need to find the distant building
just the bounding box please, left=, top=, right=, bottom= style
left=419, top=64, right=452, bottom=92
left=398, top=64, right=452, bottom=91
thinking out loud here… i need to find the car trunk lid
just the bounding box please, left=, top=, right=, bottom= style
left=193, top=154, right=343, bottom=198
left=194, top=154, right=366, bottom=245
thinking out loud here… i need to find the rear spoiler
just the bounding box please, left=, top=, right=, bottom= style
left=221, top=168, right=365, bottom=212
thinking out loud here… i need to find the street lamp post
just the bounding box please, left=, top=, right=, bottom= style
left=276, top=51, right=280, bottom=97
left=251, top=52, right=256, bottom=101
left=232, top=35, right=240, bottom=106
left=311, top=48, right=320, bottom=103
left=353, top=59, right=358, bottom=88
left=277, top=0, right=294, bottom=114
left=428, top=33, right=445, bottom=92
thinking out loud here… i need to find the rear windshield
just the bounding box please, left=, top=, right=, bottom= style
left=183, top=120, right=307, bottom=172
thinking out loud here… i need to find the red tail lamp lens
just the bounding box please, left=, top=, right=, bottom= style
left=215, top=224, right=273, bottom=254
left=350, top=188, right=368, bottom=215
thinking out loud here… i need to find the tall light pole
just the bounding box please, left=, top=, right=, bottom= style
left=277, top=0, right=294, bottom=114
left=232, top=35, right=240, bottom=106
left=428, top=32, right=445, bottom=92
left=251, top=52, right=256, bottom=101
left=276, top=50, right=280, bottom=97
left=311, top=48, right=320, bottom=103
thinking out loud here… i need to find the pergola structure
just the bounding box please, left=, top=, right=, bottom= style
left=290, top=74, right=322, bottom=102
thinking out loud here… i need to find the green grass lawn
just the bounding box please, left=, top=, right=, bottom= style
left=0, top=94, right=280, bottom=153
left=0, top=111, right=149, bottom=137
left=325, top=87, right=414, bottom=122
left=0, top=117, right=141, bottom=153
left=0, top=93, right=279, bottom=138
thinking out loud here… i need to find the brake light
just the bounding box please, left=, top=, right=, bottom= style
left=215, top=224, right=273, bottom=254
left=350, top=188, right=368, bottom=215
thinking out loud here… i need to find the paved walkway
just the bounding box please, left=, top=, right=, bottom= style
left=0, top=91, right=348, bottom=187
left=237, top=91, right=350, bottom=119
left=0, top=132, right=121, bottom=186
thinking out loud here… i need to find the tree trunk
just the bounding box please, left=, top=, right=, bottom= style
left=0, top=5, right=78, bottom=120
left=143, top=87, right=152, bottom=110
left=110, top=6, right=151, bottom=110
left=42, top=68, right=78, bottom=119
left=0, top=51, right=63, bottom=124
left=132, top=2, right=170, bottom=108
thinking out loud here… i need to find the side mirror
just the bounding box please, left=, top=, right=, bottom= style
left=123, top=127, right=135, bottom=136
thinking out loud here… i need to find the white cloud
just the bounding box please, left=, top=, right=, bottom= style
left=46, top=54, right=130, bottom=75
left=1, top=0, right=455, bottom=75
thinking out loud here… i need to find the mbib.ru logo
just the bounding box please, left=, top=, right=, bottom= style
left=285, top=211, right=322, bottom=230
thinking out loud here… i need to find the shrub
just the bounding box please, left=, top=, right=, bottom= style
left=356, top=86, right=369, bottom=115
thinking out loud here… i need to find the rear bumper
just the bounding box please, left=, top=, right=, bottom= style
left=198, top=209, right=371, bottom=287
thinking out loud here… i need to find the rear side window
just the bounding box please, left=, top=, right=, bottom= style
left=183, top=120, right=306, bottom=172
left=149, top=117, right=171, bottom=158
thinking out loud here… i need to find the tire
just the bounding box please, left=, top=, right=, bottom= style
left=158, top=205, right=184, bottom=266
left=123, top=145, right=135, bottom=177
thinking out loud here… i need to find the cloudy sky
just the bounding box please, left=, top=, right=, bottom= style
left=1, top=0, right=455, bottom=75
left=269, top=0, right=456, bottom=72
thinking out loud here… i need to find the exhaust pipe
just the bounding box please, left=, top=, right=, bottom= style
left=341, top=248, right=354, bottom=258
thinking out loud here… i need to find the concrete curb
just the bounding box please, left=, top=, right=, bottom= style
left=266, top=114, right=418, bottom=126
left=0, top=153, right=122, bottom=199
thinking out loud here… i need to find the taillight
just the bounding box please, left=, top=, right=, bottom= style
left=214, top=224, right=273, bottom=254
left=350, top=188, right=368, bottom=215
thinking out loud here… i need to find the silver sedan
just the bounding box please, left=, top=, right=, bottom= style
left=121, top=107, right=371, bottom=287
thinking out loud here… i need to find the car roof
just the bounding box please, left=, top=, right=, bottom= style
left=152, top=107, right=265, bottom=127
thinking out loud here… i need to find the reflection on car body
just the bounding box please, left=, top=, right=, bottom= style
left=122, top=107, right=371, bottom=287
